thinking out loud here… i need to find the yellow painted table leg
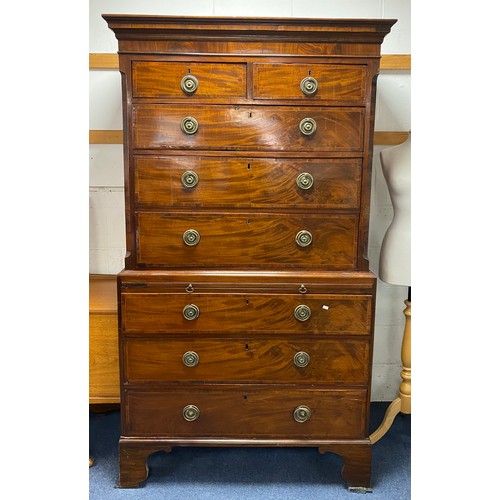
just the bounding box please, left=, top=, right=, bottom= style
left=370, top=299, right=411, bottom=444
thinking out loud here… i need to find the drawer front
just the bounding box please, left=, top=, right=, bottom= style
left=132, top=104, right=364, bottom=151
left=136, top=212, right=358, bottom=269
left=123, top=338, right=370, bottom=384
left=134, top=156, right=362, bottom=209
left=121, top=293, right=372, bottom=336
left=123, top=387, right=368, bottom=439
left=253, top=63, right=366, bottom=101
left=132, top=61, right=247, bottom=98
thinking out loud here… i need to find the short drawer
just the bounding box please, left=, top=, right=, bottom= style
left=132, top=104, right=364, bottom=151
left=253, top=63, right=366, bottom=101
left=121, top=293, right=372, bottom=336
left=122, top=338, right=370, bottom=384
left=135, top=212, right=358, bottom=269
left=123, top=386, right=368, bottom=439
left=132, top=61, right=247, bottom=98
left=134, top=156, right=362, bottom=210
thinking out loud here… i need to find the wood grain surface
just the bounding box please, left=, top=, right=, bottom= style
left=132, top=61, right=247, bottom=98
left=135, top=212, right=358, bottom=269
left=132, top=104, right=364, bottom=151
left=253, top=63, right=366, bottom=100
left=134, top=156, right=362, bottom=209
left=123, top=337, right=370, bottom=384
left=121, top=292, right=372, bottom=335
left=123, top=387, right=368, bottom=438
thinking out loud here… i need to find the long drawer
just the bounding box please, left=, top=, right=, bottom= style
left=132, top=104, right=364, bottom=151
left=123, top=337, right=370, bottom=384
left=134, top=156, right=362, bottom=209
left=135, top=212, right=358, bottom=269
left=121, top=292, right=372, bottom=336
left=123, top=387, right=368, bottom=439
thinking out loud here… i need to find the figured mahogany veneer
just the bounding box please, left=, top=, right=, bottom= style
left=133, top=104, right=364, bottom=151
left=123, top=337, right=370, bottom=384
left=134, top=156, right=362, bottom=209
left=133, top=61, right=247, bottom=98
left=253, top=63, right=367, bottom=101
left=123, top=387, right=368, bottom=439
left=121, top=292, right=372, bottom=335
left=135, top=212, right=358, bottom=269
left=104, top=14, right=395, bottom=490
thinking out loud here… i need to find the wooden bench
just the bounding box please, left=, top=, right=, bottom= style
left=89, top=274, right=120, bottom=404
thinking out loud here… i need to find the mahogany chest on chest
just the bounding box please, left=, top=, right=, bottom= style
left=104, top=15, right=395, bottom=490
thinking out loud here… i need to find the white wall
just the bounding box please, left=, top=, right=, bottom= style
left=89, top=0, right=411, bottom=401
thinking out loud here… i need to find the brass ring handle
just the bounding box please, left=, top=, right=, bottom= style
left=180, top=116, right=199, bottom=134
left=296, top=172, right=314, bottom=190
left=299, top=117, right=317, bottom=136
left=182, top=351, right=199, bottom=367
left=181, top=171, right=199, bottom=188
left=300, top=76, right=318, bottom=96
left=294, top=304, right=312, bottom=322
left=295, top=230, right=312, bottom=247
left=294, top=351, right=310, bottom=368
left=183, top=404, right=200, bottom=421
left=183, top=304, right=200, bottom=320
left=183, top=229, right=200, bottom=246
left=180, top=75, right=199, bottom=94
left=293, top=405, right=311, bottom=423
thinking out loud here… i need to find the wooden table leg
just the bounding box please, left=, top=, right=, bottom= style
left=370, top=299, right=411, bottom=444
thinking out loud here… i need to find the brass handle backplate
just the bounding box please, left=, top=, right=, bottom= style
left=183, top=404, right=200, bottom=421
left=181, top=171, right=199, bottom=188
left=296, top=172, right=314, bottom=190
left=299, top=117, right=317, bottom=136
left=300, top=76, right=318, bottom=96
left=183, top=304, right=200, bottom=320
left=295, top=230, right=312, bottom=247
left=294, top=304, right=312, bottom=322
left=181, top=75, right=199, bottom=94
left=183, top=229, right=200, bottom=246
left=182, top=351, right=199, bottom=367
left=180, top=116, right=199, bottom=134
left=293, top=405, right=311, bottom=423
left=294, top=351, right=311, bottom=367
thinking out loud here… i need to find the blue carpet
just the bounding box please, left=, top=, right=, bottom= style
left=90, top=402, right=410, bottom=499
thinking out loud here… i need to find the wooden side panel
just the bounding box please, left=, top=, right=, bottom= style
left=89, top=314, right=120, bottom=400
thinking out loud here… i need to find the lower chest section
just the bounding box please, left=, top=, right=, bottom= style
left=119, top=271, right=376, bottom=440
